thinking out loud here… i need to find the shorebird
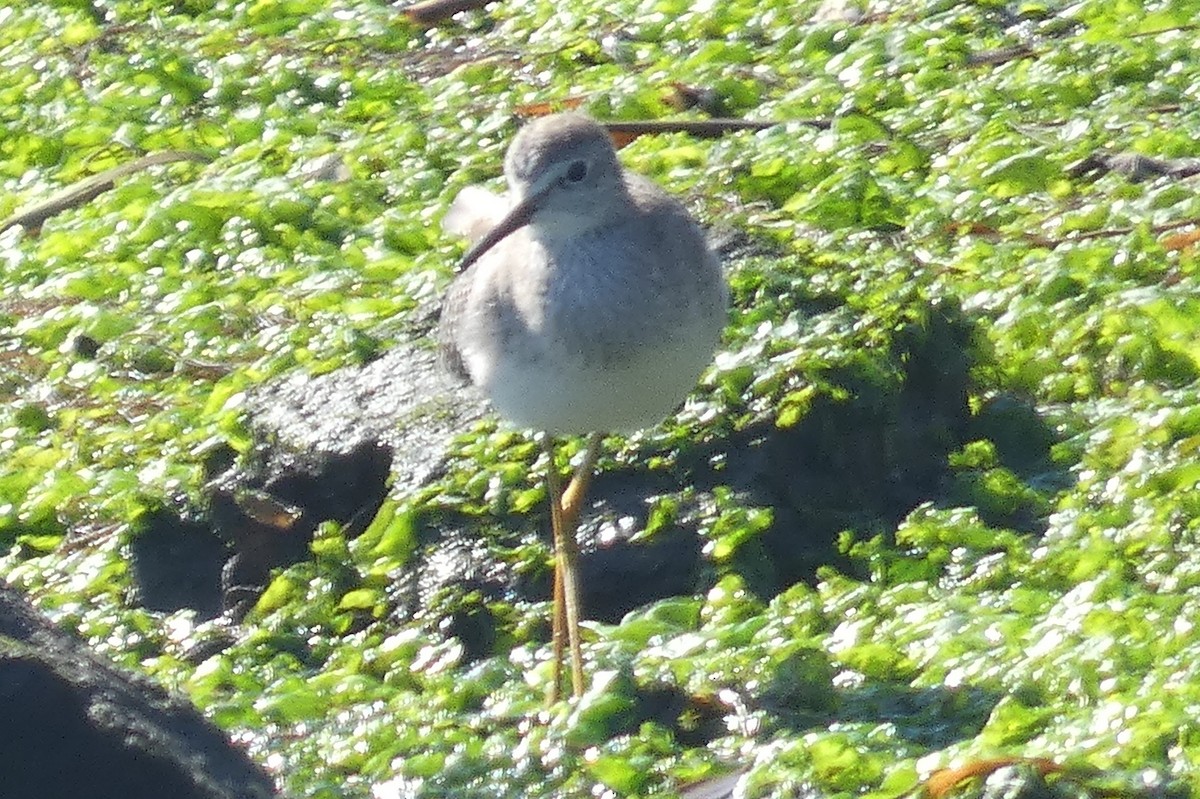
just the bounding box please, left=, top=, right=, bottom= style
left=438, top=112, right=727, bottom=699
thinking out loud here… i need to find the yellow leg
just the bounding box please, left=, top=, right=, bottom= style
left=561, top=432, right=604, bottom=530
left=543, top=432, right=605, bottom=702
left=548, top=536, right=566, bottom=704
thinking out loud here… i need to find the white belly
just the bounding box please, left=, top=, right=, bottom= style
left=474, top=329, right=716, bottom=435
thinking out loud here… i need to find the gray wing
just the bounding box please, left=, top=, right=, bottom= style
left=436, top=273, right=472, bottom=383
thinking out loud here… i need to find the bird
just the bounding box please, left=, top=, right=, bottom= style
left=437, top=112, right=727, bottom=700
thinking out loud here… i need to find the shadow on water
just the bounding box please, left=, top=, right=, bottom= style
left=761, top=677, right=1000, bottom=750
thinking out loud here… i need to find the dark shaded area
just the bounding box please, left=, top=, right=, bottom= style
left=571, top=466, right=707, bottom=622
left=827, top=681, right=997, bottom=749
left=1067, top=150, right=1200, bottom=183
left=0, top=586, right=276, bottom=799
left=754, top=654, right=1000, bottom=756
left=126, top=343, right=477, bottom=619
left=126, top=438, right=392, bottom=620
left=374, top=470, right=708, bottom=668
left=690, top=300, right=981, bottom=597
left=208, top=438, right=393, bottom=618
left=391, top=528, right=512, bottom=665
left=388, top=489, right=705, bottom=664
left=970, top=393, right=1058, bottom=473
left=579, top=523, right=702, bottom=622
left=127, top=508, right=225, bottom=617
left=932, top=393, right=1064, bottom=534
left=629, top=683, right=728, bottom=748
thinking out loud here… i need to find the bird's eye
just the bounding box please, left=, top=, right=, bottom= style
left=565, top=160, right=588, bottom=183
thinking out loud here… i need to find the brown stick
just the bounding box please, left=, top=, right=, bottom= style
left=1, top=151, right=210, bottom=233
left=600, top=118, right=827, bottom=148
left=402, top=0, right=492, bottom=25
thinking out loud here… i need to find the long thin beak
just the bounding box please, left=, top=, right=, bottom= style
left=455, top=185, right=549, bottom=273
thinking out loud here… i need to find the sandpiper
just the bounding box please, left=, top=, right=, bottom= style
left=438, top=112, right=727, bottom=699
